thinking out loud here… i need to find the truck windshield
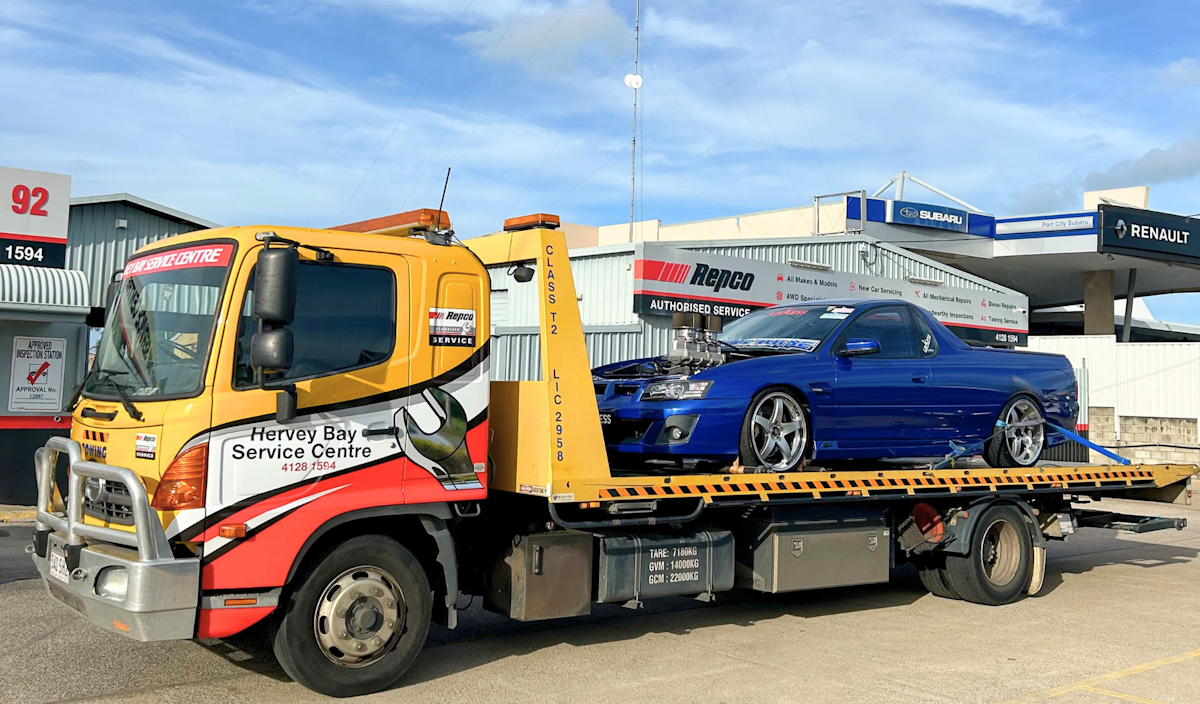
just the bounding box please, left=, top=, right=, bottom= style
left=84, top=242, right=235, bottom=401
left=717, top=304, right=854, bottom=350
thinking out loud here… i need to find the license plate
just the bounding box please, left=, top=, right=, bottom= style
left=49, top=547, right=70, bottom=583
left=599, top=413, right=612, bottom=425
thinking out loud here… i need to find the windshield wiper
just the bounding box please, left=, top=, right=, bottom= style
left=101, top=373, right=144, bottom=422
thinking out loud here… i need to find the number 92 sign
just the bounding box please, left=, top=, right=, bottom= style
left=0, top=166, right=70, bottom=269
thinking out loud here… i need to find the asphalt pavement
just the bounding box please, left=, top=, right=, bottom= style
left=1, top=498, right=1198, bottom=704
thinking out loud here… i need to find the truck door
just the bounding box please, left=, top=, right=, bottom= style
left=202, top=247, right=410, bottom=588
left=831, top=306, right=932, bottom=453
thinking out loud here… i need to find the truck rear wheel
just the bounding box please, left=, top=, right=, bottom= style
left=945, top=505, right=1032, bottom=605
left=916, top=556, right=959, bottom=600
left=271, top=535, right=432, bottom=697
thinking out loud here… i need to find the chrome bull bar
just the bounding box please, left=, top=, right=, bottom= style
left=35, top=436, right=172, bottom=562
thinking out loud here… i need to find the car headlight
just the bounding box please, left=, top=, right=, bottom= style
left=642, top=380, right=713, bottom=401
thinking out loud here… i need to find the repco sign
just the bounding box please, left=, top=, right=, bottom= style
left=689, top=263, right=755, bottom=293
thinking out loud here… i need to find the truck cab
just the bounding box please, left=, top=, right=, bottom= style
left=32, top=211, right=490, bottom=679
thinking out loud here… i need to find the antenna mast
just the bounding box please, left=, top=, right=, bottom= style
left=625, top=0, right=642, bottom=242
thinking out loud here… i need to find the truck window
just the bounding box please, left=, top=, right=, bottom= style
left=234, top=262, right=396, bottom=387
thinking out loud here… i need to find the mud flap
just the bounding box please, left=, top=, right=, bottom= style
left=1025, top=545, right=1046, bottom=595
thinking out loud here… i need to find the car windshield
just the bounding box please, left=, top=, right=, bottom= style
left=84, top=242, right=234, bottom=400
left=716, top=304, right=855, bottom=351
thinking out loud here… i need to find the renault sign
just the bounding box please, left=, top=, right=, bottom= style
left=1099, top=204, right=1198, bottom=265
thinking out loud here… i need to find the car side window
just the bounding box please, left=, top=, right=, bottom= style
left=911, top=309, right=939, bottom=358
left=234, top=262, right=395, bottom=388
left=839, top=307, right=917, bottom=359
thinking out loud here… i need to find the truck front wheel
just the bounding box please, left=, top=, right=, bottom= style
left=271, top=535, right=432, bottom=697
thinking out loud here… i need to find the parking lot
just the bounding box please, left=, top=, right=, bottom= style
left=1, top=496, right=1197, bottom=704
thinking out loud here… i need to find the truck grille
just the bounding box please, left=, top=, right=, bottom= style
left=82, top=477, right=135, bottom=525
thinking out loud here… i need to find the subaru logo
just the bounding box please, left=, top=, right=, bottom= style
left=899, top=207, right=919, bottom=219
left=1115, top=219, right=1127, bottom=238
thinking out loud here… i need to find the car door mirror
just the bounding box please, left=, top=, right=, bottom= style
left=842, top=338, right=881, bottom=356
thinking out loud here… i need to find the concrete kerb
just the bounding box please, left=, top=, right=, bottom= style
left=0, top=505, right=36, bottom=524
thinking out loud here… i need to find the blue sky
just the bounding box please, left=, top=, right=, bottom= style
left=3, top=0, right=1199, bottom=319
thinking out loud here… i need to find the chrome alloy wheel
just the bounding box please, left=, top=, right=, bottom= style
left=314, top=566, right=406, bottom=668
left=749, top=392, right=807, bottom=470
left=1005, top=398, right=1045, bottom=466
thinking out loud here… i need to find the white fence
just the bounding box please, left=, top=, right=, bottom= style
left=1027, top=335, right=1200, bottom=433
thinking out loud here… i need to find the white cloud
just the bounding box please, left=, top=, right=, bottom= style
left=1084, top=138, right=1200, bottom=191
left=459, top=1, right=628, bottom=74
left=929, top=0, right=1064, bottom=27
left=1165, top=57, right=1200, bottom=85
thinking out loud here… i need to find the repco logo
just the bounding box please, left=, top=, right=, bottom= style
left=689, top=263, right=755, bottom=292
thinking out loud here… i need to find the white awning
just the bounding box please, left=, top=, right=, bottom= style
left=0, top=264, right=91, bottom=321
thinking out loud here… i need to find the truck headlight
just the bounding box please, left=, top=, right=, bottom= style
left=643, top=380, right=713, bottom=401
left=94, top=566, right=128, bottom=601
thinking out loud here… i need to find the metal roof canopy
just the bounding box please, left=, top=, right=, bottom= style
left=69, top=193, right=218, bottom=229
left=922, top=248, right=1200, bottom=309
left=0, top=264, right=90, bottom=322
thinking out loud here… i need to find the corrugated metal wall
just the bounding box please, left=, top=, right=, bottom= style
left=488, top=236, right=1015, bottom=380
left=67, top=201, right=208, bottom=305
left=1028, top=335, right=1200, bottom=429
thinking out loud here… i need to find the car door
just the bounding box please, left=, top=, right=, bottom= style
left=832, top=306, right=932, bottom=453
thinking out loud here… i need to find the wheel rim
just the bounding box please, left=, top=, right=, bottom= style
left=314, top=565, right=406, bottom=668
left=750, top=392, right=807, bottom=470
left=979, top=519, right=1021, bottom=587
left=1004, top=398, right=1044, bottom=466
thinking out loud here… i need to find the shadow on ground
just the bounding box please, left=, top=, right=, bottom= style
left=201, top=526, right=1198, bottom=692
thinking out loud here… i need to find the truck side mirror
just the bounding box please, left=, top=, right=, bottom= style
left=251, top=328, right=293, bottom=371
left=841, top=338, right=881, bottom=356
left=255, top=247, right=298, bottom=325
left=104, top=270, right=123, bottom=313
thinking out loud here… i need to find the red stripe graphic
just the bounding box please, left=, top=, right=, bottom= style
left=0, top=415, right=71, bottom=429
left=0, top=231, right=66, bottom=244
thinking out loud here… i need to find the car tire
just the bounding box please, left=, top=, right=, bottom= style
left=984, top=395, right=1046, bottom=468
left=738, top=387, right=809, bottom=472
left=271, top=535, right=432, bottom=698
left=944, top=505, right=1033, bottom=606
left=916, top=556, right=960, bottom=600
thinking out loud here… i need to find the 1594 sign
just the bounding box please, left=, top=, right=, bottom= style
left=0, top=166, right=71, bottom=269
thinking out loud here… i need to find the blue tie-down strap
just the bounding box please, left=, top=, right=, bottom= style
left=1046, top=422, right=1131, bottom=466
left=934, top=420, right=1130, bottom=470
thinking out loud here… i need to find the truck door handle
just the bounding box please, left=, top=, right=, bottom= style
left=363, top=426, right=398, bottom=438
left=81, top=407, right=118, bottom=421
left=911, top=374, right=927, bottom=383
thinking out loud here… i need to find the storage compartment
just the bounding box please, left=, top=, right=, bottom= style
left=595, top=530, right=734, bottom=603
left=738, top=515, right=890, bottom=593
left=486, top=531, right=592, bottom=621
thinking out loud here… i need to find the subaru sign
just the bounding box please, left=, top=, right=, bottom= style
left=888, top=200, right=970, bottom=233
left=1098, top=204, right=1199, bottom=265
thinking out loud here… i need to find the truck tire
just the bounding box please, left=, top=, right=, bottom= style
left=739, top=387, right=809, bottom=472
left=984, top=396, right=1045, bottom=468
left=916, top=556, right=959, bottom=600
left=944, top=505, right=1032, bottom=605
left=271, top=535, right=432, bottom=697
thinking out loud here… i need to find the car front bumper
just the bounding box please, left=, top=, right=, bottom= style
left=30, top=437, right=199, bottom=642
left=600, top=397, right=745, bottom=458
